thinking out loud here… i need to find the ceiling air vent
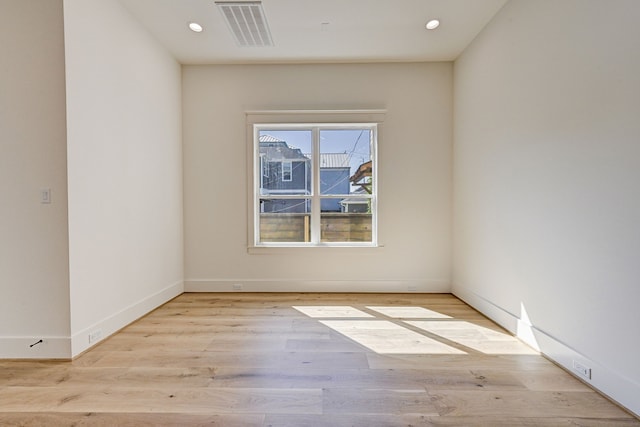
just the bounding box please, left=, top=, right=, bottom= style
left=215, top=1, right=273, bottom=47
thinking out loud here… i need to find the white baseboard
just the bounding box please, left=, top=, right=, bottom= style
left=0, top=336, right=71, bottom=359
left=185, top=279, right=450, bottom=293
left=70, top=280, right=184, bottom=357
left=453, top=286, right=640, bottom=418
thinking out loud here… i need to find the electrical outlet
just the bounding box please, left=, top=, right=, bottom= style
left=573, top=360, right=592, bottom=379
left=88, top=329, right=103, bottom=344
left=407, top=285, right=417, bottom=292
left=232, top=283, right=243, bottom=291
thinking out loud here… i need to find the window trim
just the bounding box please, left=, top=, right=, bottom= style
left=246, top=110, right=384, bottom=250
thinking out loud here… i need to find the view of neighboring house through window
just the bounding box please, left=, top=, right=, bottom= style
left=254, top=124, right=376, bottom=246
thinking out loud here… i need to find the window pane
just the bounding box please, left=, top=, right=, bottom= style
left=259, top=130, right=311, bottom=195
left=259, top=198, right=311, bottom=243
left=321, top=211, right=372, bottom=243
left=319, top=129, right=372, bottom=196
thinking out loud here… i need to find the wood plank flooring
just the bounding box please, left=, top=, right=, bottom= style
left=1, top=293, right=637, bottom=426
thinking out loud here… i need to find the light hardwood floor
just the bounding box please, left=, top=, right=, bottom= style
left=1, top=293, right=638, bottom=426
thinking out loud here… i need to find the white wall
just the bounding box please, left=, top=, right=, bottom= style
left=183, top=63, right=452, bottom=292
left=63, top=0, right=183, bottom=356
left=0, top=0, right=71, bottom=358
left=453, top=0, right=640, bottom=416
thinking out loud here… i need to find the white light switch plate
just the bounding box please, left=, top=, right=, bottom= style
left=40, top=188, right=51, bottom=204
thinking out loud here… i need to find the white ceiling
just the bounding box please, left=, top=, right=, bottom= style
left=119, top=0, right=507, bottom=64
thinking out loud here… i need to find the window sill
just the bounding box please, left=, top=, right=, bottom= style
left=247, top=244, right=384, bottom=255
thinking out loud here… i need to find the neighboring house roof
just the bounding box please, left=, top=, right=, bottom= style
left=350, top=160, right=372, bottom=183
left=259, top=135, right=309, bottom=161
left=321, top=153, right=350, bottom=168
left=259, top=135, right=350, bottom=167
left=341, top=185, right=371, bottom=208
left=304, top=153, right=350, bottom=168
left=259, top=134, right=284, bottom=143
left=340, top=198, right=368, bottom=204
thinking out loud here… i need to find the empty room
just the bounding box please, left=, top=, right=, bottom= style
left=1, top=0, right=638, bottom=425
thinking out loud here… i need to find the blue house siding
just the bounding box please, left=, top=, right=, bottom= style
left=261, top=198, right=309, bottom=214
left=320, top=168, right=350, bottom=212
left=259, top=135, right=352, bottom=214
left=261, top=159, right=310, bottom=193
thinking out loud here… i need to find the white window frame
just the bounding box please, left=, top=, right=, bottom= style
left=246, top=110, right=384, bottom=250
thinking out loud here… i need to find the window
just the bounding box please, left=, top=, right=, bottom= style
left=251, top=121, right=378, bottom=247
left=281, top=161, right=292, bottom=181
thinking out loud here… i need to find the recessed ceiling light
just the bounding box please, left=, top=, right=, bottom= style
left=425, top=19, right=440, bottom=30
left=188, top=22, right=203, bottom=33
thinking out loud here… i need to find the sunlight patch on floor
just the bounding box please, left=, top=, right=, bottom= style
left=320, top=320, right=466, bottom=355
left=406, top=320, right=539, bottom=355
left=293, top=306, right=373, bottom=318
left=366, top=306, right=451, bottom=319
